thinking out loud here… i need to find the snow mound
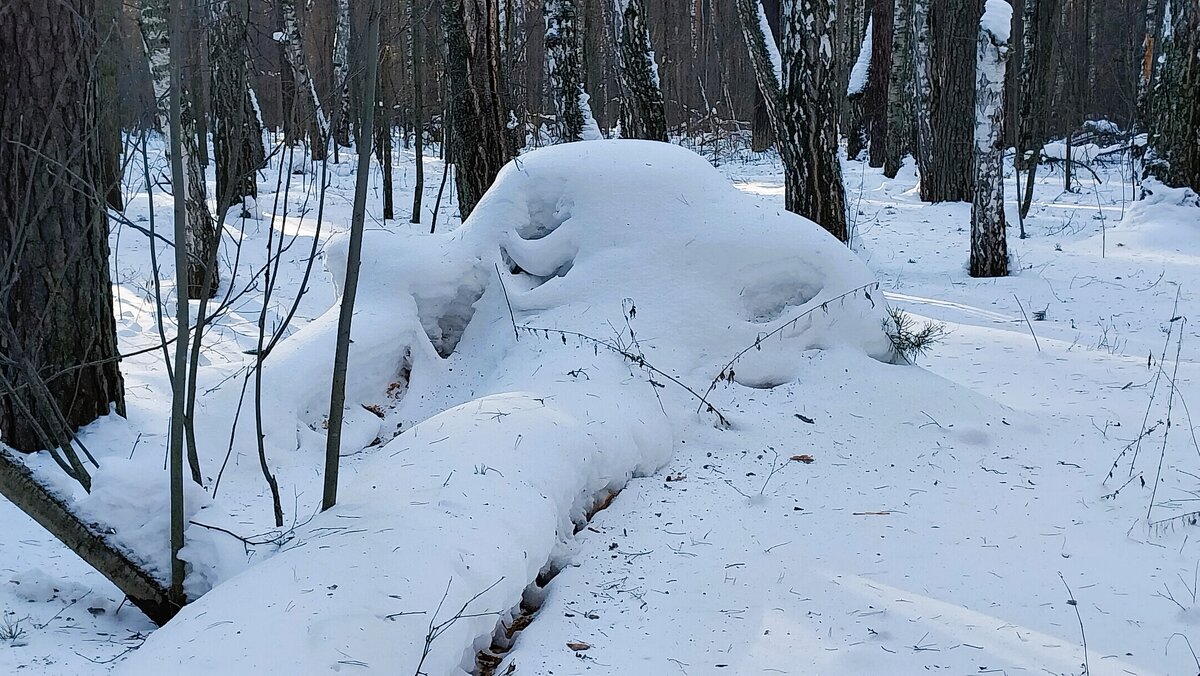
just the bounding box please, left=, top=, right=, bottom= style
left=120, top=140, right=890, bottom=673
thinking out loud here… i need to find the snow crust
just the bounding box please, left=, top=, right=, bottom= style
left=847, top=18, right=873, bottom=97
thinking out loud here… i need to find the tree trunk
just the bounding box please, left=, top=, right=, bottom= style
left=912, top=0, right=934, bottom=185
left=744, top=0, right=782, bottom=151
left=140, top=0, right=218, bottom=299
left=846, top=12, right=873, bottom=160
left=924, top=0, right=979, bottom=202
left=883, top=0, right=914, bottom=178
left=279, top=0, right=329, bottom=154
left=865, top=0, right=893, bottom=168
left=410, top=0, right=425, bottom=224
left=1145, top=0, right=1200, bottom=193
left=444, top=0, right=514, bottom=218
left=332, top=0, right=353, bottom=150
left=546, top=0, right=598, bottom=141
left=97, top=0, right=126, bottom=212
left=325, top=0, right=383, bottom=511
left=615, top=0, right=668, bottom=141
left=970, top=0, right=1011, bottom=278
left=211, top=0, right=266, bottom=216
left=1137, top=0, right=1162, bottom=129
left=0, top=449, right=176, bottom=624
left=780, top=0, right=849, bottom=240
left=1016, top=0, right=1060, bottom=217
left=0, top=0, right=127, bottom=454
left=375, top=8, right=396, bottom=221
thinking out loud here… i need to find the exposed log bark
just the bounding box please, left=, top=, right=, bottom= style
left=0, top=449, right=176, bottom=625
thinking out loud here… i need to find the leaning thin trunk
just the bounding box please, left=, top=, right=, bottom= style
left=410, top=0, right=425, bottom=224
left=1015, top=0, right=1060, bottom=217
left=325, top=0, right=383, bottom=511
left=140, top=0, right=218, bottom=299
left=970, top=1, right=1011, bottom=278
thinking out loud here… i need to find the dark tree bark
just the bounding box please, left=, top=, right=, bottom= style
left=211, top=0, right=267, bottom=216
left=1016, top=0, right=1060, bottom=217
left=923, top=0, right=979, bottom=202
left=615, top=0, right=669, bottom=141
left=0, top=0, right=127, bottom=454
left=410, top=0, right=425, bottom=224
left=865, top=0, right=893, bottom=168
left=749, top=0, right=781, bottom=151
left=375, top=3, right=398, bottom=221
left=1145, top=0, right=1200, bottom=193
left=444, top=0, right=514, bottom=217
left=0, top=449, right=175, bottom=624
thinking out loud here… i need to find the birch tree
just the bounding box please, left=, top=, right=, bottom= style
left=736, top=0, right=848, bottom=241
left=278, top=0, right=329, bottom=154
left=911, top=0, right=934, bottom=188
left=883, top=0, right=913, bottom=178
left=546, top=0, right=601, bottom=141
left=140, top=0, right=218, bottom=298
left=970, top=0, right=1012, bottom=278
left=331, top=0, right=353, bottom=150
left=615, top=0, right=668, bottom=141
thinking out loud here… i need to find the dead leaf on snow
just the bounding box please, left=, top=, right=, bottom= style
left=567, top=641, right=591, bottom=652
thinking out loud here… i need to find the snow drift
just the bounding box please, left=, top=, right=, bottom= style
left=118, top=140, right=890, bottom=674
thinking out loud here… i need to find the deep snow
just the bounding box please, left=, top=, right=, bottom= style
left=2, top=135, right=1200, bottom=676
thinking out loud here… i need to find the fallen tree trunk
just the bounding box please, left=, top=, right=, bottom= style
left=0, top=449, right=177, bottom=625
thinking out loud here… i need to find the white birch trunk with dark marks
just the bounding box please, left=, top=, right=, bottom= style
left=911, top=0, right=934, bottom=190
left=278, top=0, right=329, bottom=153
left=883, top=0, right=913, bottom=178
left=780, top=0, right=848, bottom=241
left=545, top=0, right=597, bottom=142
left=970, top=0, right=1011, bottom=278
left=332, top=0, right=352, bottom=149
left=615, top=0, right=668, bottom=141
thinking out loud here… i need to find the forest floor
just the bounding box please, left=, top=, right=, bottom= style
left=2, top=136, right=1199, bottom=675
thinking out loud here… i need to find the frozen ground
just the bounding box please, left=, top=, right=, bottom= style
left=3, top=135, right=1200, bottom=675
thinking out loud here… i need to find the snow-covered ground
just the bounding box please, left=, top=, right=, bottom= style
left=3, top=135, right=1200, bottom=675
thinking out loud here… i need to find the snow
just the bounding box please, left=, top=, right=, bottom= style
left=5, top=132, right=1200, bottom=676
left=847, top=18, right=873, bottom=97
left=981, top=0, right=1013, bottom=45
left=757, top=0, right=782, bottom=85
